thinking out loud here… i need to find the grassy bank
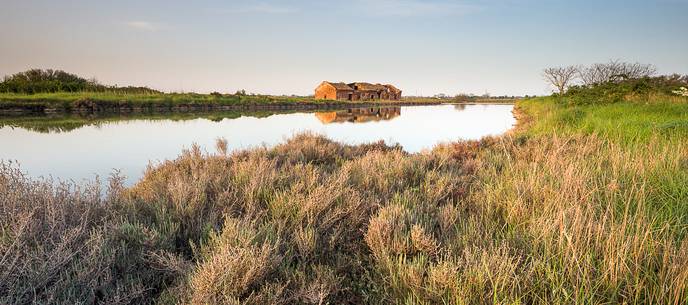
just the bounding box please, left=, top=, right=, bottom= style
left=519, top=93, right=688, bottom=141
left=0, top=91, right=307, bottom=105
left=1, top=92, right=686, bottom=303
left=0, top=91, right=442, bottom=115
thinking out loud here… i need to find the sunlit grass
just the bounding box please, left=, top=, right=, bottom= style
left=519, top=94, right=688, bottom=142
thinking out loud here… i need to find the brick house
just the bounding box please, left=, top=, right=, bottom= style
left=315, top=81, right=402, bottom=101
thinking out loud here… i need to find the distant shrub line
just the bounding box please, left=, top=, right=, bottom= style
left=0, top=69, right=160, bottom=94
left=542, top=60, right=688, bottom=104
left=559, top=74, right=688, bottom=105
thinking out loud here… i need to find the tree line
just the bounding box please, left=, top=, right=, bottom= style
left=542, top=60, right=687, bottom=94
left=0, top=69, right=161, bottom=94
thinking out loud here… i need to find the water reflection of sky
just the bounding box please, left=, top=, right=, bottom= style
left=0, top=104, right=515, bottom=185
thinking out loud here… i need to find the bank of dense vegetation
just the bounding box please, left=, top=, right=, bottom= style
left=0, top=69, right=160, bottom=95
left=0, top=70, right=442, bottom=114
left=1, top=76, right=687, bottom=304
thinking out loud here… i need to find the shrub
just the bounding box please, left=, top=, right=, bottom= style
left=562, top=75, right=688, bottom=105
left=0, top=164, right=179, bottom=304
left=0, top=69, right=161, bottom=94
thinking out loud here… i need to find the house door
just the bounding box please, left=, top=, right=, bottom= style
left=348, top=93, right=352, bottom=101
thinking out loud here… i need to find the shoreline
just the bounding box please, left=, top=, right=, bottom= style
left=0, top=102, right=516, bottom=134
left=0, top=99, right=446, bottom=116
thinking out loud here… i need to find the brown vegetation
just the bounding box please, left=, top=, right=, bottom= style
left=2, top=128, right=685, bottom=304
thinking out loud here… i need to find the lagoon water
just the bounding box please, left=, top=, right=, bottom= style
left=0, top=104, right=515, bottom=185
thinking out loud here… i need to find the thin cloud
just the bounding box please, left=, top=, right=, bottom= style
left=223, top=3, right=298, bottom=14
left=124, top=21, right=162, bottom=32
left=353, top=0, right=481, bottom=17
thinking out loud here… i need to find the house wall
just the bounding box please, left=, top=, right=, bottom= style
left=357, top=89, right=401, bottom=101
left=315, top=83, right=337, bottom=100
left=336, top=91, right=353, bottom=100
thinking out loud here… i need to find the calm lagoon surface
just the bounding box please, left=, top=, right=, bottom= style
left=0, top=104, right=515, bottom=185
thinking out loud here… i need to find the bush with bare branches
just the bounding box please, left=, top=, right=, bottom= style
left=543, top=66, right=579, bottom=93
left=578, top=60, right=656, bottom=85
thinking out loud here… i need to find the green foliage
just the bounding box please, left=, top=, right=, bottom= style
left=561, top=75, right=688, bottom=105
left=0, top=69, right=161, bottom=94
left=519, top=94, right=688, bottom=142
left=0, top=69, right=93, bottom=93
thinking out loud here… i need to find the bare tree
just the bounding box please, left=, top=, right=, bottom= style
left=578, top=60, right=656, bottom=86
left=578, top=62, right=614, bottom=86
left=543, top=66, right=579, bottom=94
left=617, top=61, right=656, bottom=80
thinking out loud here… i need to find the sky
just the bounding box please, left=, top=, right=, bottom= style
left=1, top=0, right=687, bottom=96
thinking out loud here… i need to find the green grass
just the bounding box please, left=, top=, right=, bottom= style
left=0, top=91, right=309, bottom=108
left=515, top=93, right=688, bottom=231
left=519, top=94, right=688, bottom=142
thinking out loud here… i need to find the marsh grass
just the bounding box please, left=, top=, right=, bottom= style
left=1, top=94, right=687, bottom=303
left=472, top=134, right=688, bottom=303
left=520, top=94, right=688, bottom=142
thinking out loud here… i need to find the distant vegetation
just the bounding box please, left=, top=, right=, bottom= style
left=562, top=74, right=688, bottom=105
left=451, top=93, right=519, bottom=103
left=404, top=94, right=518, bottom=104
left=542, top=60, right=688, bottom=96
left=0, top=69, right=160, bottom=94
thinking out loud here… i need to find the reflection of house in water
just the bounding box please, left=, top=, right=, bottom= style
left=315, top=107, right=401, bottom=124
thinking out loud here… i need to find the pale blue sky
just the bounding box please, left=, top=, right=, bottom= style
left=1, top=0, right=686, bottom=96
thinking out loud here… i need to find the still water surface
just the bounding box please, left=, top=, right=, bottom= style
left=0, top=104, right=515, bottom=185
